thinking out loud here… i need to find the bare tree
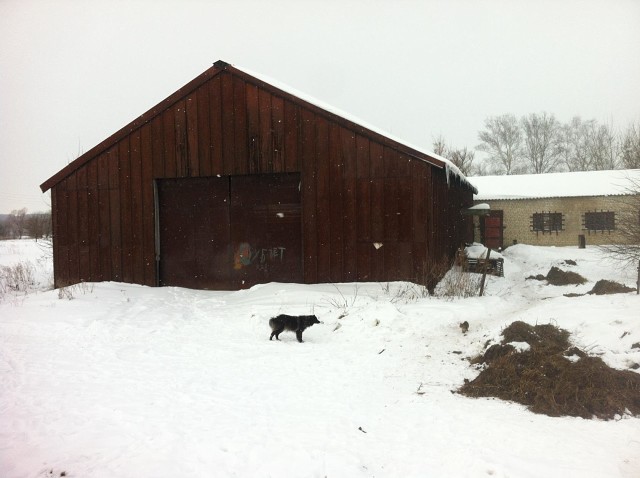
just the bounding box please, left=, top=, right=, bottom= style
left=432, top=134, right=448, bottom=157
left=559, top=117, right=593, bottom=171
left=471, top=158, right=491, bottom=176
left=9, top=208, right=28, bottom=239
left=521, top=112, right=563, bottom=173
left=477, top=114, right=524, bottom=175
left=599, top=174, right=640, bottom=292
left=432, top=136, right=476, bottom=175
left=448, top=147, right=476, bottom=176
left=586, top=121, right=619, bottom=170
left=621, top=122, right=640, bottom=169
left=26, top=212, right=52, bottom=241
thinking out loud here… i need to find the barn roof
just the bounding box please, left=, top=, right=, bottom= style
left=40, top=60, right=476, bottom=194
left=470, top=169, right=640, bottom=200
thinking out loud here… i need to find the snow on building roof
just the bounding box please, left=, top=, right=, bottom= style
left=469, top=169, right=640, bottom=200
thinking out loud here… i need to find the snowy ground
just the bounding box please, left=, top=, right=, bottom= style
left=1, top=239, right=639, bottom=478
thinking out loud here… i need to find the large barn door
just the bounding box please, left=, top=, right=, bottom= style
left=229, top=173, right=302, bottom=287
left=157, top=174, right=301, bottom=290
left=157, top=177, right=231, bottom=289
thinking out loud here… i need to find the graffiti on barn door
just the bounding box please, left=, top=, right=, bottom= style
left=234, top=242, right=287, bottom=271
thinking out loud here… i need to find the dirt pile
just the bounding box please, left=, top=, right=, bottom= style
left=459, top=321, right=640, bottom=420
left=526, top=266, right=587, bottom=285
left=545, top=266, right=588, bottom=286
left=588, top=280, right=636, bottom=295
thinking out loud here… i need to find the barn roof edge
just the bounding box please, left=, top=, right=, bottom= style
left=41, top=60, right=476, bottom=194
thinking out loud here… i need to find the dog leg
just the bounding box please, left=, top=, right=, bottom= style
left=296, top=330, right=303, bottom=343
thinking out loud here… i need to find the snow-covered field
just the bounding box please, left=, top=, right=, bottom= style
left=1, top=239, right=639, bottom=478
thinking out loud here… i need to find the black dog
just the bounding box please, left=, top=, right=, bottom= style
left=269, top=314, right=321, bottom=343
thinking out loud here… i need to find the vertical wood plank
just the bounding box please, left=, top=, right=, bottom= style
left=54, top=183, right=70, bottom=286
left=87, top=159, right=100, bottom=281
left=370, top=243, right=385, bottom=281
left=283, top=100, right=299, bottom=172
left=397, top=178, right=412, bottom=242
left=370, top=179, right=384, bottom=240
left=370, top=141, right=384, bottom=177
left=140, top=123, right=156, bottom=286
left=356, top=242, right=371, bottom=281
left=328, top=123, right=343, bottom=282
left=174, top=100, right=188, bottom=177
left=130, top=130, right=144, bottom=284
left=356, top=178, right=371, bottom=241
left=315, top=116, right=331, bottom=282
left=197, top=83, right=211, bottom=177
left=258, top=88, right=272, bottom=172
left=370, top=177, right=384, bottom=279
left=300, top=108, right=317, bottom=283
left=233, top=77, right=248, bottom=175
left=356, top=134, right=370, bottom=178
left=97, top=153, right=111, bottom=281
left=384, top=178, right=399, bottom=242
left=397, top=241, right=412, bottom=281
left=210, top=74, right=223, bottom=174
left=271, top=95, right=284, bottom=172
left=412, top=161, right=426, bottom=243
left=109, top=147, right=122, bottom=281
left=341, top=128, right=357, bottom=280
left=151, top=115, right=164, bottom=179
left=65, top=173, right=79, bottom=285
left=383, top=146, right=399, bottom=178
left=186, top=92, right=199, bottom=177
left=118, top=138, right=133, bottom=283
left=413, top=241, right=426, bottom=284
left=50, top=187, right=62, bottom=287
left=383, top=241, right=400, bottom=281
left=221, top=72, right=235, bottom=175
left=246, top=82, right=260, bottom=173
left=76, top=166, right=90, bottom=282
left=163, top=109, right=177, bottom=178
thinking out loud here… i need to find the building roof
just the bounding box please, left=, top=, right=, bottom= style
left=40, top=60, right=476, bottom=194
left=470, top=169, right=640, bottom=200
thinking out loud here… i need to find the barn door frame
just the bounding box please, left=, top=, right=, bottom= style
left=154, top=173, right=302, bottom=290
left=153, top=180, right=161, bottom=287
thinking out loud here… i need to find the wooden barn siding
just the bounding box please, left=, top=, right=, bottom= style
left=52, top=70, right=470, bottom=288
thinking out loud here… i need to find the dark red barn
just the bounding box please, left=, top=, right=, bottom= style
left=40, top=61, right=476, bottom=290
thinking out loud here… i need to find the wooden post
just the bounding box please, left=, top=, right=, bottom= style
left=479, top=248, right=491, bottom=297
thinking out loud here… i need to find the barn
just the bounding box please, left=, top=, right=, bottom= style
left=40, top=61, right=477, bottom=290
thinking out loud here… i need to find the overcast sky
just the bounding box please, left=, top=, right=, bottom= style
left=1, top=0, right=639, bottom=214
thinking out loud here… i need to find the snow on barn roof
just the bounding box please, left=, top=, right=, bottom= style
left=233, top=62, right=477, bottom=194
left=470, top=169, right=640, bottom=200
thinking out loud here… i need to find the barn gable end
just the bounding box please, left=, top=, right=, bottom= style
left=41, top=61, right=475, bottom=289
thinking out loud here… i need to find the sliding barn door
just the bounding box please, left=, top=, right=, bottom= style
left=157, top=174, right=301, bottom=289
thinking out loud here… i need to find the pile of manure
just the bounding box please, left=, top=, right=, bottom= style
left=459, top=321, right=640, bottom=419
left=588, top=279, right=636, bottom=295
left=545, top=266, right=588, bottom=286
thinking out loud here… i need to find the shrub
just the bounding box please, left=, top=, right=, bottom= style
left=0, top=261, right=36, bottom=298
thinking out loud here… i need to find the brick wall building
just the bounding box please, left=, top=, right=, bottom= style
left=469, top=170, right=640, bottom=249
